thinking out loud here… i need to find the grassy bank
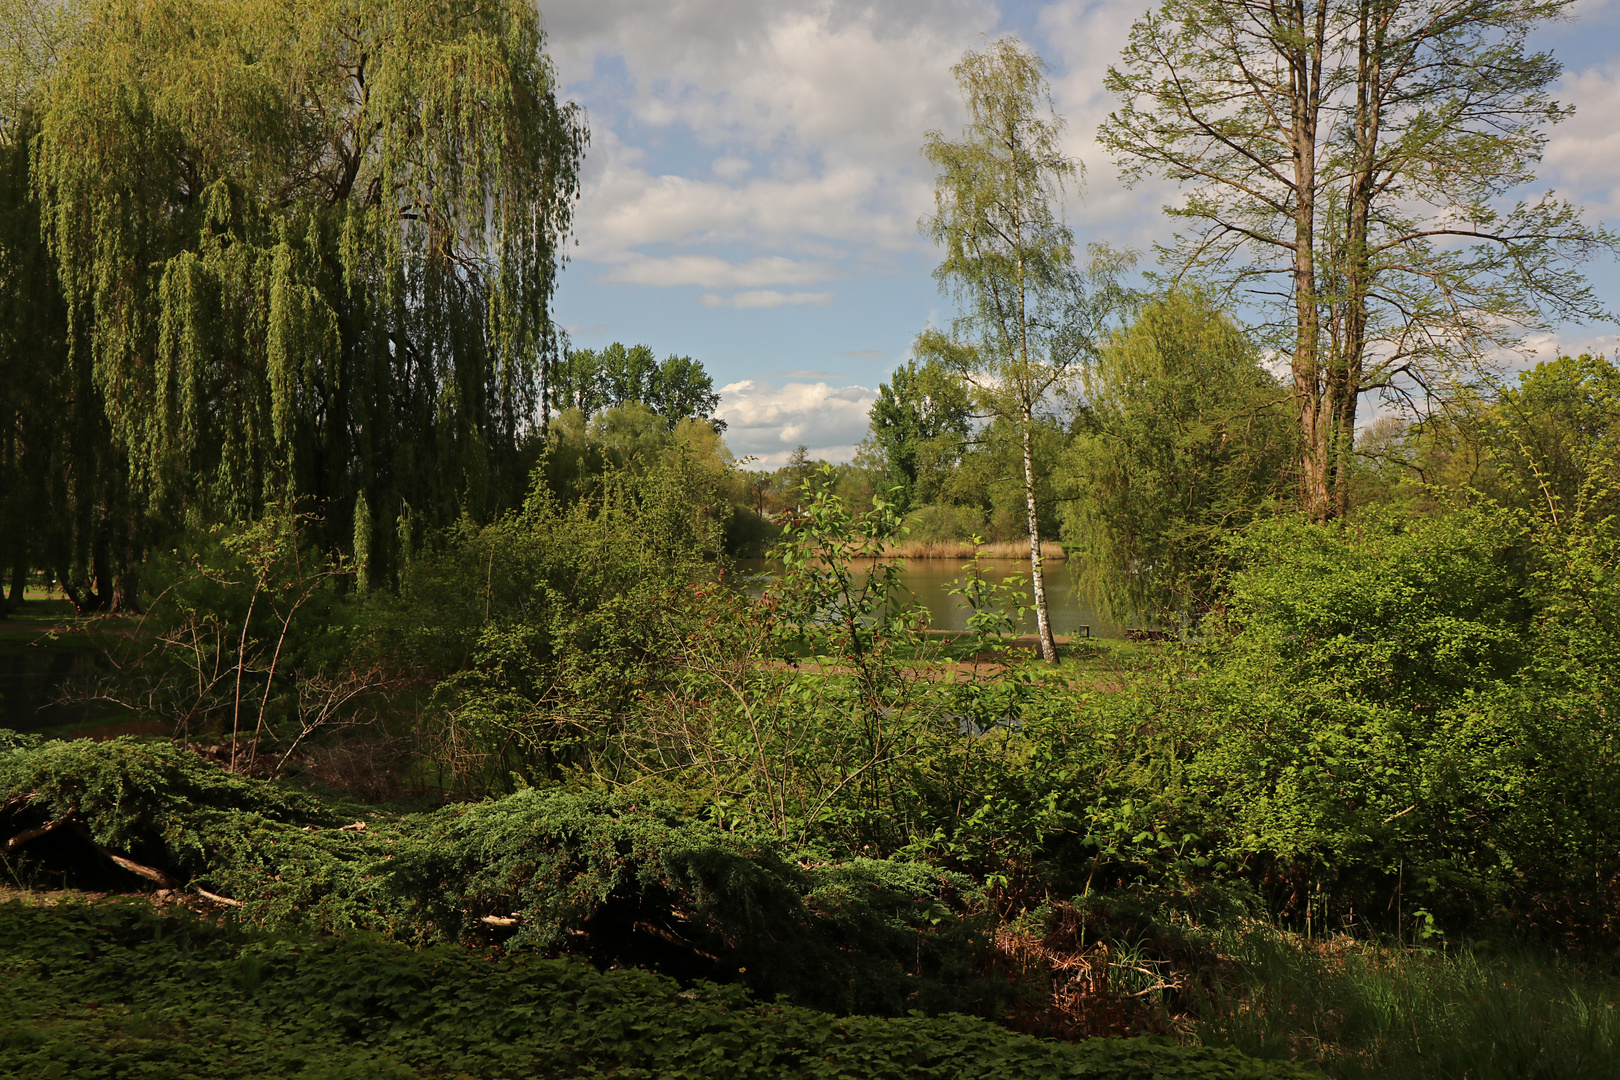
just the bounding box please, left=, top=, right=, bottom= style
left=1190, top=929, right=1620, bottom=1078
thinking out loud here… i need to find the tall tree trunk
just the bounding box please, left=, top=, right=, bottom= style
left=1289, top=0, right=1330, bottom=522
left=111, top=516, right=141, bottom=613
left=1023, top=410, right=1058, bottom=662
left=1328, top=0, right=1385, bottom=521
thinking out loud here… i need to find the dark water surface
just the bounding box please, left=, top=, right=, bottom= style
left=732, top=557, right=1123, bottom=639
left=0, top=618, right=136, bottom=736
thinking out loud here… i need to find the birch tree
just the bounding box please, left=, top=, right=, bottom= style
left=918, top=37, right=1117, bottom=661
left=1102, top=0, right=1617, bottom=520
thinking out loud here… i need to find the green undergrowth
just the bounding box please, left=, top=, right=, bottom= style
left=0, top=898, right=1313, bottom=1080
left=0, top=736, right=1001, bottom=1016
left=1193, top=929, right=1620, bottom=1080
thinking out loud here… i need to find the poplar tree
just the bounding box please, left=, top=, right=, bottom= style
left=28, top=0, right=586, bottom=600
left=1103, top=0, right=1617, bottom=521
left=917, top=37, right=1118, bottom=661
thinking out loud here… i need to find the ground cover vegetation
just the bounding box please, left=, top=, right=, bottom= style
left=2, top=4, right=1619, bottom=1079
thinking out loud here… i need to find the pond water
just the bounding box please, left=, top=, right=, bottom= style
left=732, top=557, right=1124, bottom=639
left=0, top=636, right=116, bottom=734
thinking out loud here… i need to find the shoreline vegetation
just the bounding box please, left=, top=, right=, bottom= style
left=875, top=539, right=1067, bottom=560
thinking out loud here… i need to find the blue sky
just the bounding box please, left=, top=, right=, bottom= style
left=541, top=0, right=1620, bottom=465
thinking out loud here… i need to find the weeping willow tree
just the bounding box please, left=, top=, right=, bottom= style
left=30, top=0, right=585, bottom=602
left=1060, top=291, right=1297, bottom=624
left=0, top=0, right=104, bottom=614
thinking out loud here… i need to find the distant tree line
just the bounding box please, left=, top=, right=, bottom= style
left=551, top=343, right=724, bottom=431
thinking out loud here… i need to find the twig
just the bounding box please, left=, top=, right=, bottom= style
left=105, top=853, right=172, bottom=887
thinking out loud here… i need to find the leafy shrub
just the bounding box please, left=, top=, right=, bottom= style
left=91, top=510, right=383, bottom=768
left=904, top=502, right=990, bottom=544
left=0, top=736, right=332, bottom=888
left=896, top=503, right=1619, bottom=943
left=0, top=738, right=998, bottom=1016
left=1217, top=509, right=1533, bottom=708
left=369, top=453, right=731, bottom=793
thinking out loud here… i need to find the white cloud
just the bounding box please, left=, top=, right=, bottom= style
left=1545, top=60, right=1620, bottom=216
left=1518, top=329, right=1620, bottom=366
left=599, top=254, right=839, bottom=289
left=715, top=378, right=878, bottom=463
left=700, top=290, right=835, bottom=309
left=711, top=155, right=753, bottom=181
left=1037, top=0, right=1179, bottom=249
left=543, top=0, right=1002, bottom=301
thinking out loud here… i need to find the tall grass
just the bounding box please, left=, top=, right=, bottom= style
left=1193, top=929, right=1620, bottom=1079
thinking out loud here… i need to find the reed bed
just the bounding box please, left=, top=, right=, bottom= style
left=874, top=539, right=1067, bottom=561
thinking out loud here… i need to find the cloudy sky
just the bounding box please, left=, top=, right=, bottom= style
left=540, top=0, right=1620, bottom=465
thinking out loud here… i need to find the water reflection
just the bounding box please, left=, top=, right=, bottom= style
left=730, top=557, right=1122, bottom=639
left=0, top=634, right=132, bottom=734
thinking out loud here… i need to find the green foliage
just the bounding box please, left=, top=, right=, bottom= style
left=1484, top=353, right=1620, bottom=528
left=887, top=501, right=1618, bottom=942
left=904, top=503, right=990, bottom=544
left=598, top=473, right=1044, bottom=853
left=375, top=789, right=1005, bottom=1015
left=379, top=456, right=730, bottom=793
left=0, top=736, right=330, bottom=888
left=1354, top=354, right=1620, bottom=521
left=869, top=359, right=972, bottom=509
left=0, top=899, right=1313, bottom=1080
left=1061, top=290, right=1296, bottom=622
left=1217, top=510, right=1532, bottom=707
left=945, top=415, right=1069, bottom=543
left=0, top=33, right=104, bottom=612
left=553, top=341, right=724, bottom=429
left=91, top=509, right=382, bottom=768
left=0, top=738, right=992, bottom=1017
left=30, top=0, right=586, bottom=577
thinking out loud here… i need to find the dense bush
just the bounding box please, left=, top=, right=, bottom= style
left=0, top=736, right=1006, bottom=1016
left=903, top=502, right=990, bottom=544
left=912, top=504, right=1619, bottom=943
left=369, top=451, right=732, bottom=792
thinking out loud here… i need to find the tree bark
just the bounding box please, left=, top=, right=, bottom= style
left=1328, top=0, right=1385, bottom=520
left=1023, top=410, right=1058, bottom=662
left=1289, top=0, right=1330, bottom=522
